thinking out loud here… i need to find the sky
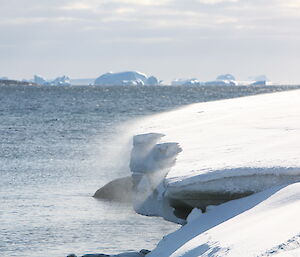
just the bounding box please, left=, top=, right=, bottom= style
left=1, top=0, right=300, bottom=84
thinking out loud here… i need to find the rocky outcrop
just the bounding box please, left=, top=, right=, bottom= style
left=93, top=177, right=133, bottom=202
left=67, top=249, right=150, bottom=257
left=0, top=80, right=37, bottom=86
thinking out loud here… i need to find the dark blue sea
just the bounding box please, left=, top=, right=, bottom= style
left=0, top=85, right=296, bottom=257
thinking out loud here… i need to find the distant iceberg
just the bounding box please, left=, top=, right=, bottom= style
left=33, top=75, right=71, bottom=86
left=171, top=78, right=201, bottom=86
left=216, top=74, right=236, bottom=81
left=33, top=75, right=47, bottom=85
left=204, top=73, right=237, bottom=86
left=171, top=74, right=237, bottom=87
left=204, top=80, right=236, bottom=86
left=94, top=71, right=160, bottom=86
left=50, top=75, right=71, bottom=86
left=250, top=80, right=266, bottom=86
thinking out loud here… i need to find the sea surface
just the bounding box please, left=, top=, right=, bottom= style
left=0, top=85, right=298, bottom=257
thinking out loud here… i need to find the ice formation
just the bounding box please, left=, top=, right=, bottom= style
left=129, top=88, right=300, bottom=219
left=204, top=80, right=236, bottom=86
left=33, top=75, right=71, bottom=86
left=130, top=133, right=183, bottom=223
left=216, top=74, right=236, bottom=81
left=147, top=183, right=300, bottom=257
left=171, top=79, right=201, bottom=86
left=94, top=71, right=159, bottom=86
left=127, top=89, right=300, bottom=256
left=33, top=75, right=47, bottom=85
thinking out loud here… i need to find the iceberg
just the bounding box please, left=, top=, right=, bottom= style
left=204, top=80, right=236, bottom=86
left=216, top=74, right=236, bottom=81
left=32, top=75, right=71, bottom=86
left=203, top=74, right=237, bottom=86
left=94, top=71, right=160, bottom=86
left=33, top=75, right=47, bottom=85
left=171, top=79, right=201, bottom=86
left=50, top=75, right=71, bottom=86
left=250, top=80, right=267, bottom=86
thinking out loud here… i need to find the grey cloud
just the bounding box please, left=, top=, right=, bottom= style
left=1, top=0, right=300, bottom=83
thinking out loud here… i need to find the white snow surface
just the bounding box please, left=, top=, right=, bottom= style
left=147, top=183, right=300, bottom=257
left=128, top=90, right=300, bottom=256
left=134, top=90, right=300, bottom=194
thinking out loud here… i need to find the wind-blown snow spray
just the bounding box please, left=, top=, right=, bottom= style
left=130, top=133, right=183, bottom=223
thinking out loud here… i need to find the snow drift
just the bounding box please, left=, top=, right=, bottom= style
left=127, top=89, right=300, bottom=256
left=129, top=89, right=300, bottom=220
left=147, top=183, right=300, bottom=257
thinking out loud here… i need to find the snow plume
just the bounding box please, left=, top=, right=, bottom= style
left=130, top=133, right=183, bottom=223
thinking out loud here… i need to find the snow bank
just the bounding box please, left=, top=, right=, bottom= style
left=129, top=90, right=300, bottom=222
left=134, top=89, right=300, bottom=191
left=126, top=89, right=300, bottom=256
left=147, top=183, right=300, bottom=257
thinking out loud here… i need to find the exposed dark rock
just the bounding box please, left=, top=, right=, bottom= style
left=168, top=191, right=254, bottom=219
left=0, top=80, right=37, bottom=86
left=68, top=249, right=151, bottom=257
left=82, top=254, right=110, bottom=257
left=93, top=176, right=133, bottom=202
left=139, top=249, right=151, bottom=255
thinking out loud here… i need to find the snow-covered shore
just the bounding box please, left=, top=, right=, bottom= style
left=128, top=89, right=300, bottom=256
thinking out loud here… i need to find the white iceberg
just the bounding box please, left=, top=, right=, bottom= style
left=33, top=75, right=47, bottom=85
left=250, top=80, right=267, bottom=86
left=216, top=74, right=236, bottom=81
left=202, top=74, right=237, bottom=86
left=50, top=75, right=71, bottom=86
left=204, top=80, right=236, bottom=86
left=171, top=79, right=201, bottom=86
left=94, top=71, right=159, bottom=86
left=32, top=75, right=71, bottom=86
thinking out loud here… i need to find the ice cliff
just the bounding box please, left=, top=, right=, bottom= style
left=94, top=71, right=159, bottom=86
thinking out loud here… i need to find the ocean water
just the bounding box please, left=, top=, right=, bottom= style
left=0, top=85, right=298, bottom=257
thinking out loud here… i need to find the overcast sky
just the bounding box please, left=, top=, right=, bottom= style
left=1, top=0, right=300, bottom=83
